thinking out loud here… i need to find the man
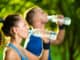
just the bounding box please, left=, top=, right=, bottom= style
left=24, top=6, right=65, bottom=60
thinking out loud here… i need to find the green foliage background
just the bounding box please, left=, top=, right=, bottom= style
left=0, top=0, right=80, bottom=60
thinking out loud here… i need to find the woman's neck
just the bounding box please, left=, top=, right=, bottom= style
left=10, top=36, right=22, bottom=47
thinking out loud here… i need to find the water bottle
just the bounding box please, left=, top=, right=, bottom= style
left=48, top=15, right=71, bottom=26
left=28, top=29, right=42, bottom=37
left=28, top=29, right=57, bottom=40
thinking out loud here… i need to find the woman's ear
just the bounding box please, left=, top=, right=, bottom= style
left=10, top=27, right=17, bottom=36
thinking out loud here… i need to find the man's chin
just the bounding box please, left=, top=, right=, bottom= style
left=42, top=21, right=48, bottom=24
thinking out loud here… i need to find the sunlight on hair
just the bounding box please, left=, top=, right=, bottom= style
left=24, top=5, right=39, bottom=19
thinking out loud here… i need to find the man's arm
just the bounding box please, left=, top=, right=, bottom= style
left=50, top=15, right=65, bottom=45
left=50, top=28, right=65, bottom=45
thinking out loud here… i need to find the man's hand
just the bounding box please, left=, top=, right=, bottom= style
left=56, top=15, right=64, bottom=26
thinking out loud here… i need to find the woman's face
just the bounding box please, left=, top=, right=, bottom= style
left=32, top=8, right=48, bottom=28
left=15, top=19, right=29, bottom=39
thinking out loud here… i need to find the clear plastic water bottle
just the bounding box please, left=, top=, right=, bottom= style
left=48, top=15, right=71, bottom=26
left=28, top=29, right=57, bottom=40
left=28, top=29, right=42, bottom=37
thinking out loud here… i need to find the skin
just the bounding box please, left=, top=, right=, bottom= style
left=26, top=7, right=65, bottom=60
left=4, top=17, right=39, bottom=60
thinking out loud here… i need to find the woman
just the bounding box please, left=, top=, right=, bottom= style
left=24, top=7, right=65, bottom=60
left=2, top=14, right=39, bottom=60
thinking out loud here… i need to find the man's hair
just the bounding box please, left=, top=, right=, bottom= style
left=25, top=6, right=39, bottom=25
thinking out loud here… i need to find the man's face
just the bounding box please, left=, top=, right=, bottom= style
left=32, top=8, right=48, bottom=28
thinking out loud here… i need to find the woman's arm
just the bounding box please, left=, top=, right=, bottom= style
left=40, top=32, right=50, bottom=60
left=40, top=50, right=49, bottom=60
left=20, top=46, right=39, bottom=60
left=25, top=50, right=39, bottom=60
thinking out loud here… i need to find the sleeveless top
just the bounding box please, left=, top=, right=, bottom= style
left=8, top=43, right=28, bottom=60
left=24, top=30, right=43, bottom=57
left=24, top=34, right=43, bottom=57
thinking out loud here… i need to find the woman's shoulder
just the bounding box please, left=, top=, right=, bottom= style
left=6, top=47, right=15, bottom=55
left=4, top=47, right=20, bottom=60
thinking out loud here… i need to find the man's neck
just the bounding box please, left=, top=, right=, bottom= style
left=33, top=25, right=45, bottom=30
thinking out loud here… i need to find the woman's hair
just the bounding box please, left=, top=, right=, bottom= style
left=2, top=14, right=21, bottom=36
